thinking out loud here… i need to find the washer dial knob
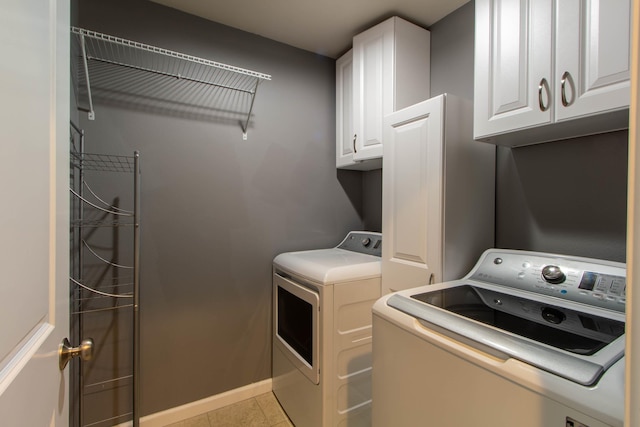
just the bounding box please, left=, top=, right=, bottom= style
left=361, top=237, right=371, bottom=247
left=541, top=265, right=566, bottom=284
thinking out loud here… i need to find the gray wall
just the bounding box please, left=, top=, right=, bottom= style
left=362, top=169, right=382, bottom=231
left=429, top=0, right=628, bottom=263
left=73, top=0, right=628, bottom=419
left=430, top=1, right=475, bottom=100
left=75, top=0, right=366, bottom=416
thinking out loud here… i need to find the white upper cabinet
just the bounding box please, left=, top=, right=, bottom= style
left=474, top=0, right=631, bottom=146
left=474, top=0, right=553, bottom=138
left=383, top=95, right=445, bottom=290
left=337, top=17, right=430, bottom=170
left=336, top=50, right=356, bottom=169
left=555, top=0, right=631, bottom=121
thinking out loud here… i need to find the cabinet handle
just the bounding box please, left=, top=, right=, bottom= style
left=538, top=78, right=550, bottom=112
left=561, top=71, right=575, bottom=107
left=429, top=273, right=435, bottom=285
left=353, top=134, right=357, bottom=154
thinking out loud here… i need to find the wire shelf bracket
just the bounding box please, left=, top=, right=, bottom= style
left=71, top=26, right=272, bottom=139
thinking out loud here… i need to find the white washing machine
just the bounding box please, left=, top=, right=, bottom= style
left=373, top=249, right=626, bottom=427
left=272, top=231, right=382, bottom=427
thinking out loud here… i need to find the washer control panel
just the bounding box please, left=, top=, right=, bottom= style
left=469, top=249, right=626, bottom=312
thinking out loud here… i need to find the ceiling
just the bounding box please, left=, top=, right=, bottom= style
left=150, top=0, right=470, bottom=58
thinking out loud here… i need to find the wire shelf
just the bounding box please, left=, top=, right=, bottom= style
left=69, top=121, right=142, bottom=427
left=71, top=151, right=136, bottom=173
left=71, top=27, right=271, bottom=137
left=70, top=277, right=134, bottom=299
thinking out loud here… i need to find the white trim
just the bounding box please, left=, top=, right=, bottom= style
left=114, top=379, right=272, bottom=427
left=0, top=322, right=53, bottom=396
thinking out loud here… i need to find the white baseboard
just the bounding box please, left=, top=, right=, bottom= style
left=114, top=378, right=273, bottom=427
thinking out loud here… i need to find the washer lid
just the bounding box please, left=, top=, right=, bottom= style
left=273, top=248, right=381, bottom=284
left=387, top=284, right=625, bottom=386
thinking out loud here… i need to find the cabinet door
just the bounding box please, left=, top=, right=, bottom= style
left=382, top=97, right=443, bottom=294
left=474, top=0, right=553, bottom=140
left=353, top=18, right=394, bottom=161
left=555, top=0, right=631, bottom=121
left=336, top=50, right=355, bottom=168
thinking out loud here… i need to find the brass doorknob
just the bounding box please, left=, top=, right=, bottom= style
left=59, top=337, right=94, bottom=371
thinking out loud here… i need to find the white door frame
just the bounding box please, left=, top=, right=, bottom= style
left=627, top=1, right=640, bottom=426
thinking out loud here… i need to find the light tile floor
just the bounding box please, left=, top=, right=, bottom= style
left=166, top=392, right=294, bottom=427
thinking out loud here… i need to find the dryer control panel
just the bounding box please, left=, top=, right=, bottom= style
left=467, top=249, right=626, bottom=312
left=337, top=231, right=382, bottom=257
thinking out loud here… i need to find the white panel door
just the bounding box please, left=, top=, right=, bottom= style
left=0, top=0, right=70, bottom=425
left=474, top=0, right=553, bottom=139
left=555, top=0, right=631, bottom=121
left=382, top=97, right=443, bottom=294
left=353, top=18, right=394, bottom=161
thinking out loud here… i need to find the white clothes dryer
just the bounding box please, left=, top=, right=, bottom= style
left=373, top=248, right=625, bottom=427
left=272, top=231, right=382, bottom=427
